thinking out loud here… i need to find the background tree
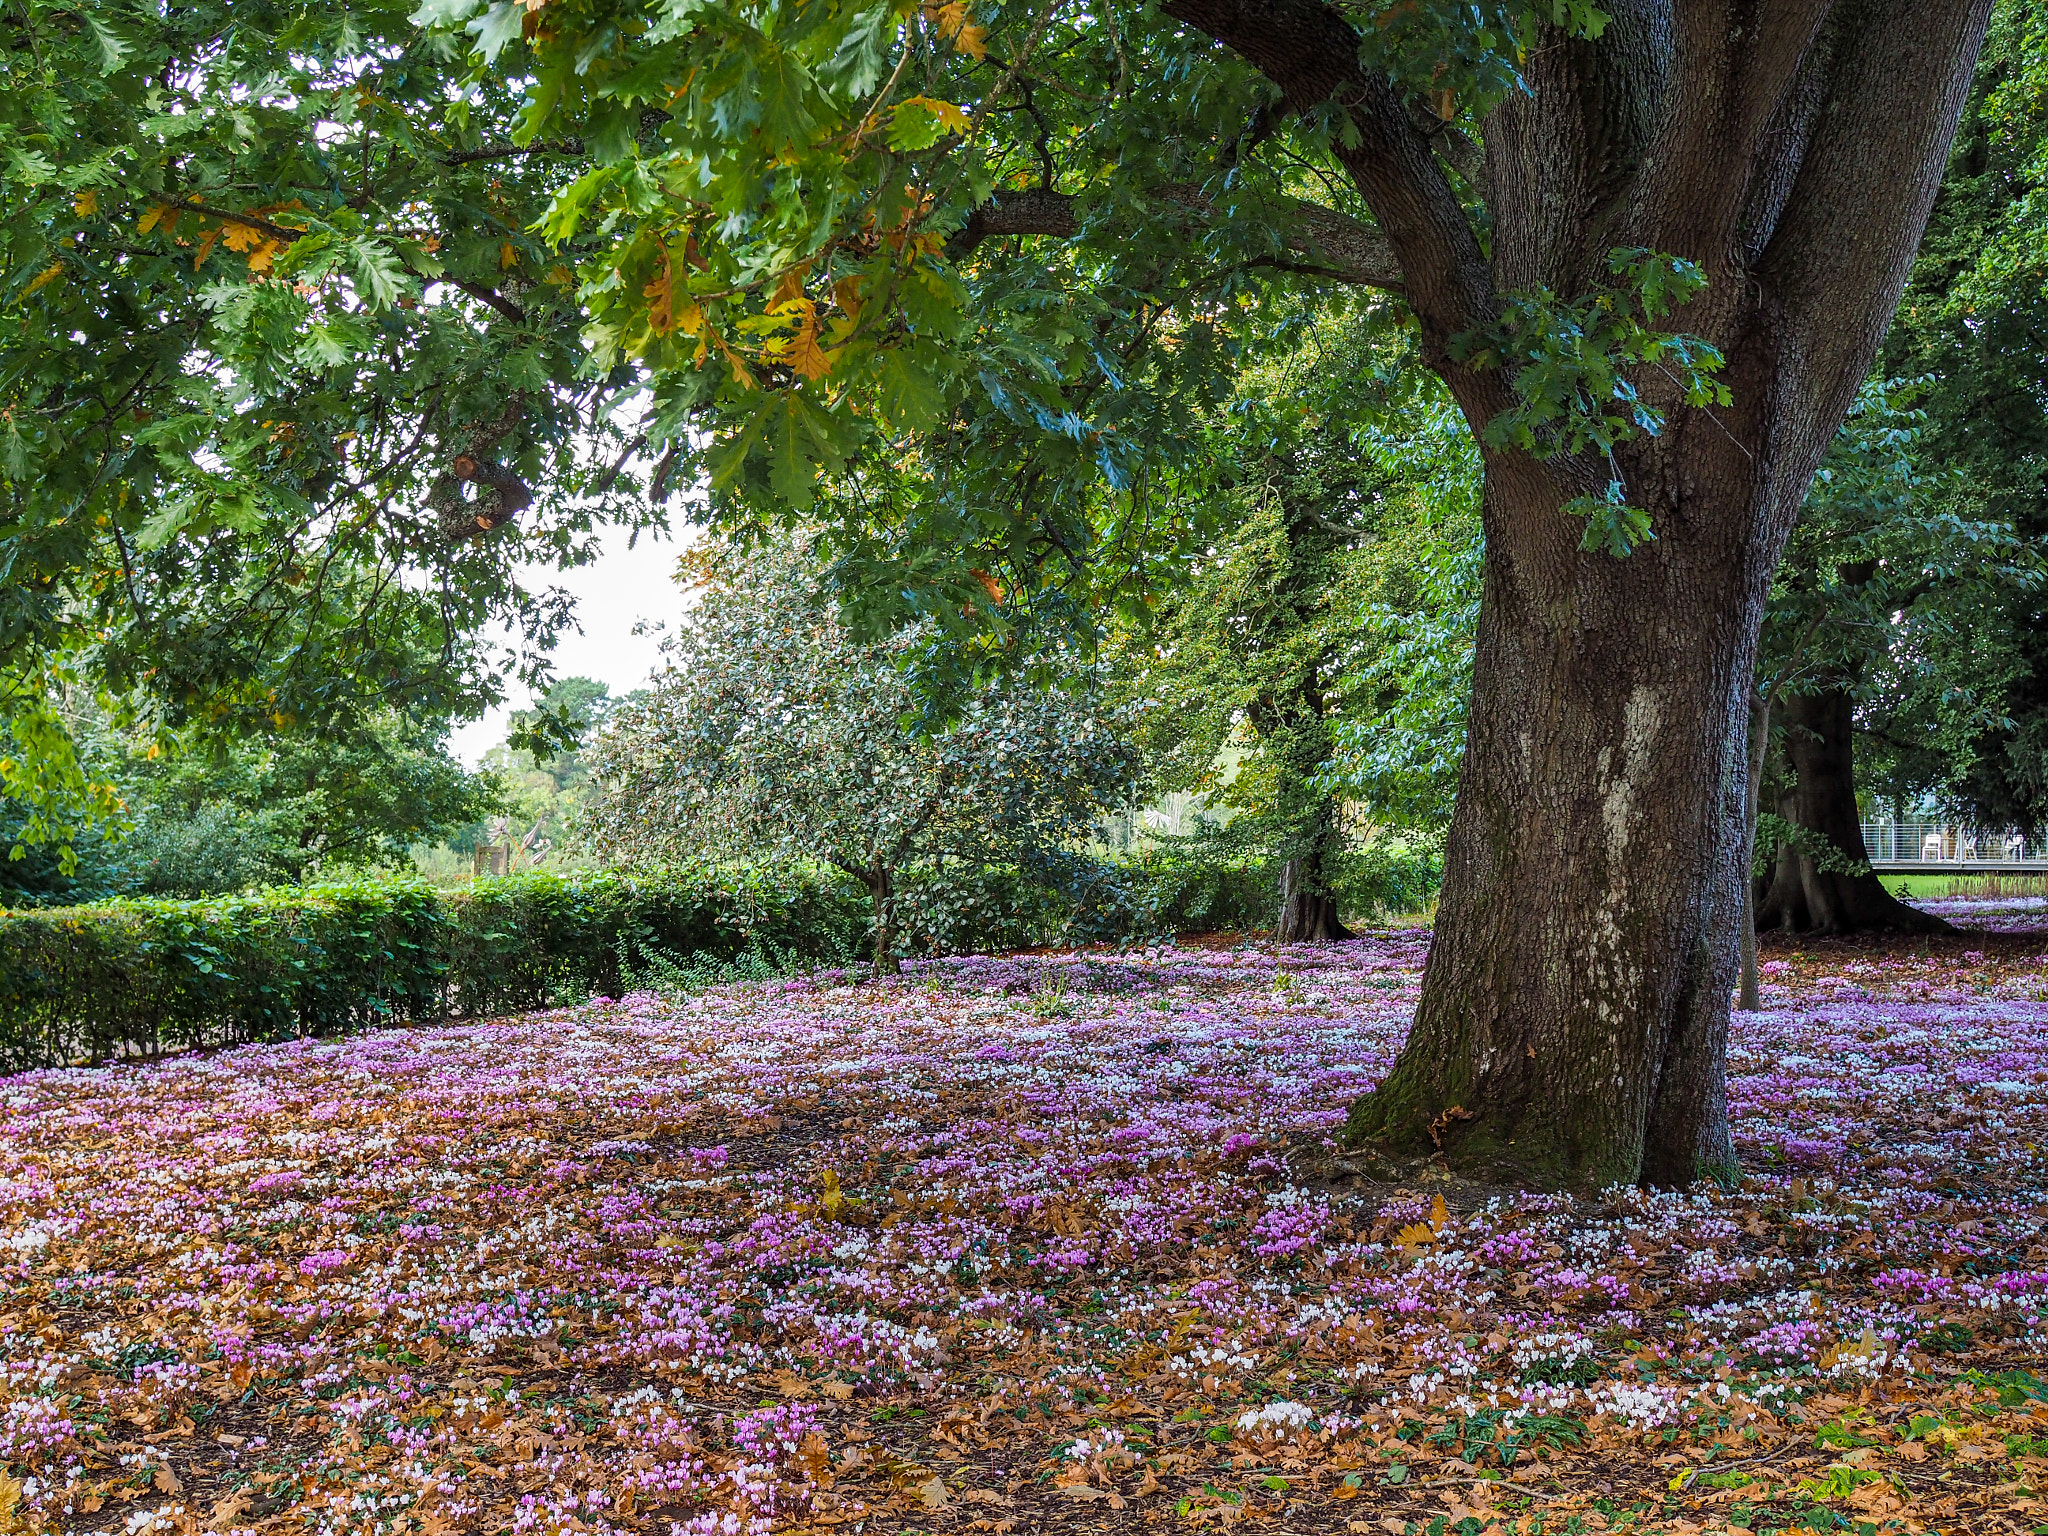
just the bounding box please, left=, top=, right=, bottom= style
left=582, top=543, right=1141, bottom=968
left=1868, top=0, right=2048, bottom=835
left=474, top=677, right=623, bottom=863
left=436, top=0, right=1998, bottom=1186
left=1741, top=382, right=2035, bottom=951
left=1314, top=406, right=1484, bottom=836
left=121, top=715, right=499, bottom=891
left=1113, top=314, right=1479, bottom=938
left=0, top=705, right=496, bottom=904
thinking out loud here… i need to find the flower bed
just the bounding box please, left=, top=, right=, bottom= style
left=4, top=936, right=2048, bottom=1533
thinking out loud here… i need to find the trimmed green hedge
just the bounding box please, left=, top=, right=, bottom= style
left=0, top=845, right=1389, bottom=1071
left=0, top=866, right=867, bottom=1071
left=891, top=850, right=1277, bottom=954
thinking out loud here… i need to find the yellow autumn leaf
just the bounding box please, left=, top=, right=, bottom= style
left=820, top=1168, right=844, bottom=1218
left=643, top=254, right=676, bottom=334
left=782, top=301, right=835, bottom=382
left=925, top=2, right=987, bottom=61
left=831, top=274, right=866, bottom=322
left=72, top=189, right=98, bottom=216
left=1429, top=1193, right=1448, bottom=1231
left=769, top=263, right=811, bottom=308
left=716, top=333, right=757, bottom=390
left=1393, top=1221, right=1435, bottom=1255
left=246, top=239, right=282, bottom=273
left=499, top=241, right=519, bottom=269
left=898, top=94, right=972, bottom=137
left=137, top=203, right=169, bottom=234
left=24, top=263, right=63, bottom=295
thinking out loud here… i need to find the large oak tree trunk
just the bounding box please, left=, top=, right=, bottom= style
left=1754, top=688, right=1953, bottom=934
left=1345, top=447, right=1765, bottom=1188
left=1161, top=0, right=1993, bottom=1187
left=1336, top=1, right=1991, bottom=1191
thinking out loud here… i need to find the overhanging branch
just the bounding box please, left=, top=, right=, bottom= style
left=1156, top=0, right=1502, bottom=418
left=946, top=185, right=1403, bottom=290
left=947, top=186, right=1080, bottom=250
left=149, top=198, right=529, bottom=323
left=446, top=276, right=528, bottom=324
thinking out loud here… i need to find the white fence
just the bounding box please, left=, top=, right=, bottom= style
left=1860, top=820, right=2042, bottom=866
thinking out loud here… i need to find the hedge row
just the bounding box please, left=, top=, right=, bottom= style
left=0, top=866, right=869, bottom=1072
left=0, top=855, right=1292, bottom=1071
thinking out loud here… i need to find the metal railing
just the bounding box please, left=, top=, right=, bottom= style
left=1860, top=820, right=2041, bottom=865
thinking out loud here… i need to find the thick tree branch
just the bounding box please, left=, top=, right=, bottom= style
left=1758, top=0, right=1993, bottom=463
left=1286, top=202, right=1402, bottom=290
left=1486, top=1, right=1671, bottom=294
left=1634, top=0, right=1836, bottom=261
left=1157, top=0, right=1501, bottom=411
left=444, top=138, right=585, bottom=166
left=445, top=276, right=528, bottom=324
left=1404, top=104, right=1486, bottom=194
left=824, top=853, right=879, bottom=890
left=946, top=185, right=1403, bottom=289
left=947, top=185, right=1079, bottom=250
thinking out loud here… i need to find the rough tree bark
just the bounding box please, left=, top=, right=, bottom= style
left=1276, top=843, right=1355, bottom=942
left=1264, top=678, right=1354, bottom=944
left=1754, top=687, right=1953, bottom=934
left=1151, top=0, right=1992, bottom=1187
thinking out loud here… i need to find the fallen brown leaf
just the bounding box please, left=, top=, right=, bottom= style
left=208, top=1486, right=255, bottom=1531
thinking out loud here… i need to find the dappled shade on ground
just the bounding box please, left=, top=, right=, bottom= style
left=7, top=929, right=2048, bottom=1533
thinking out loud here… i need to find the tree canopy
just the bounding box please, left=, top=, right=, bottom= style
left=2, top=0, right=2007, bottom=1190
left=0, top=0, right=655, bottom=854
left=412, top=0, right=1715, bottom=631
left=1874, top=0, right=2048, bottom=831
left=1107, top=310, right=1476, bottom=936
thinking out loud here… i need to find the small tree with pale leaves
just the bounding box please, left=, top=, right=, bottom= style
left=583, top=546, right=1139, bottom=969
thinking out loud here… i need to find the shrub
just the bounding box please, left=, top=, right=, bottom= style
left=0, top=845, right=1366, bottom=1070
left=889, top=848, right=1280, bottom=955
left=119, top=802, right=292, bottom=896
left=1334, top=833, right=1443, bottom=920
left=0, top=866, right=867, bottom=1071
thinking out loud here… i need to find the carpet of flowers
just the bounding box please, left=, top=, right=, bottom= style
left=7, top=927, right=2048, bottom=1535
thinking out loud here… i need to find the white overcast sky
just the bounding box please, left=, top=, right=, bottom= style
left=447, top=519, right=699, bottom=767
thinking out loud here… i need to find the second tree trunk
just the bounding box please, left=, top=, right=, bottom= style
left=1754, top=688, right=1951, bottom=934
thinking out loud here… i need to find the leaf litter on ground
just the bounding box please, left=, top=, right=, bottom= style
left=6, top=920, right=2048, bottom=1533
